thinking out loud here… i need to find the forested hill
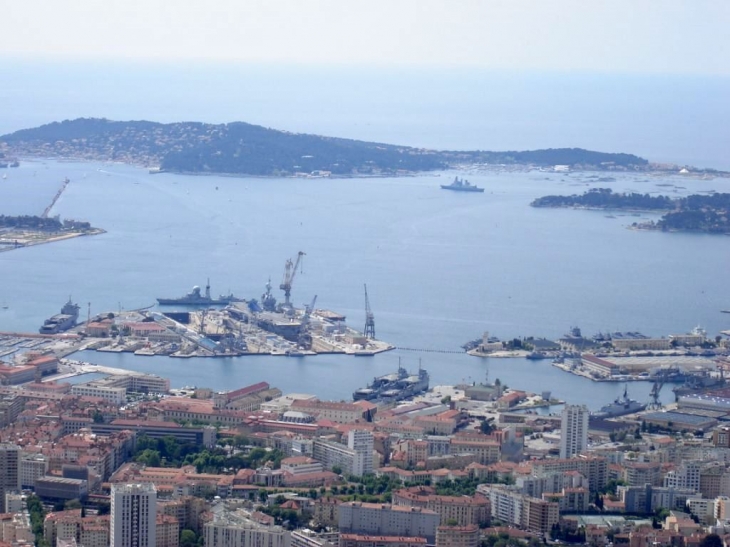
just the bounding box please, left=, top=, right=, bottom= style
left=0, top=118, right=649, bottom=176
left=532, top=188, right=730, bottom=234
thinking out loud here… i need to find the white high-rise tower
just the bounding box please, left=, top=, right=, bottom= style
left=560, top=405, right=589, bottom=459
left=348, top=429, right=374, bottom=476
left=111, top=483, right=157, bottom=547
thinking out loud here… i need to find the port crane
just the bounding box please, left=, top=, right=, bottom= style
left=297, top=294, right=318, bottom=349
left=280, top=251, right=305, bottom=310
left=648, top=371, right=667, bottom=410
left=198, top=308, right=208, bottom=335
left=364, top=284, right=375, bottom=339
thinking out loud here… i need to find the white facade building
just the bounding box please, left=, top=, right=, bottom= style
left=19, top=452, right=49, bottom=489
left=111, top=483, right=157, bottom=547
left=338, top=502, right=440, bottom=544
left=204, top=508, right=290, bottom=547
left=664, top=460, right=701, bottom=492
left=347, top=430, right=374, bottom=477
left=560, top=405, right=589, bottom=459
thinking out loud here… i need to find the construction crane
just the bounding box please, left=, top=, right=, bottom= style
left=364, top=284, right=375, bottom=339
left=279, top=251, right=305, bottom=310
left=297, top=294, right=318, bottom=349
left=648, top=371, right=666, bottom=410
left=199, top=309, right=208, bottom=335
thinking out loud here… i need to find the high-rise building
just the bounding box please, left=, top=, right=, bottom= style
left=0, top=443, right=20, bottom=513
left=347, top=430, right=374, bottom=477
left=313, top=430, right=374, bottom=478
left=111, top=483, right=157, bottom=547
left=559, top=405, right=588, bottom=459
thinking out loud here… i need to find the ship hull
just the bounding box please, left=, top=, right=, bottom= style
left=591, top=401, right=647, bottom=418
left=156, top=298, right=239, bottom=306
left=352, top=367, right=429, bottom=402
left=440, top=185, right=484, bottom=192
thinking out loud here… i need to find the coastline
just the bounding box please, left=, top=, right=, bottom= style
left=12, top=152, right=728, bottom=181
left=0, top=227, right=106, bottom=253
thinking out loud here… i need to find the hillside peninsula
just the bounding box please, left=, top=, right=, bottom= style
left=0, top=118, right=656, bottom=177
left=531, top=188, right=730, bottom=234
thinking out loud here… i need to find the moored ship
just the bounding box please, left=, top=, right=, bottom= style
left=591, top=385, right=646, bottom=418
left=157, top=280, right=243, bottom=306
left=441, top=176, right=484, bottom=193
left=39, top=299, right=80, bottom=334
left=353, top=365, right=429, bottom=402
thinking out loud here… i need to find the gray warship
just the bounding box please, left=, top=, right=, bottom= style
left=353, top=365, right=430, bottom=402
left=157, top=279, right=243, bottom=306
left=39, top=299, right=80, bottom=334
left=591, top=385, right=647, bottom=418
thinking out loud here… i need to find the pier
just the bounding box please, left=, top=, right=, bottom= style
left=41, top=177, right=70, bottom=218
left=396, top=347, right=465, bottom=354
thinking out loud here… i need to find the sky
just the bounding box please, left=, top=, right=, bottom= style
left=2, top=0, right=729, bottom=75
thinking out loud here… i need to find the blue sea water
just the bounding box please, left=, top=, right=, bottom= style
left=1, top=159, right=729, bottom=409
left=1, top=61, right=729, bottom=409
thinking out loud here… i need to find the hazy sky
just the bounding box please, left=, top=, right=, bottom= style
left=3, top=0, right=729, bottom=75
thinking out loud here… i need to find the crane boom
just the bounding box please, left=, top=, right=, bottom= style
left=364, top=284, right=375, bottom=339
left=279, top=251, right=305, bottom=308
left=297, top=294, right=318, bottom=349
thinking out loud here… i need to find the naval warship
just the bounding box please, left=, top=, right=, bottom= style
left=157, top=280, right=243, bottom=306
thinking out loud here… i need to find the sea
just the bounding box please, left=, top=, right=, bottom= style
left=0, top=61, right=729, bottom=410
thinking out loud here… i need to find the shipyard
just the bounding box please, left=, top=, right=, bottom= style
left=1, top=251, right=392, bottom=359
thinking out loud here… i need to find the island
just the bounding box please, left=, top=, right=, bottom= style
left=531, top=188, right=730, bottom=234
left=0, top=118, right=653, bottom=177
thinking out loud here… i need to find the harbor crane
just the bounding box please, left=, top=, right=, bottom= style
left=280, top=251, right=305, bottom=310
left=364, top=284, right=375, bottom=339
left=297, top=294, right=318, bottom=349
left=199, top=308, right=208, bottom=335
left=648, top=371, right=667, bottom=410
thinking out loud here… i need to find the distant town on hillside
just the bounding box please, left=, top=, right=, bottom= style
left=0, top=118, right=655, bottom=177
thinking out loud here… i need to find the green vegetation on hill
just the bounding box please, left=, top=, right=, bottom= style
left=532, top=188, right=730, bottom=234
left=1, top=118, right=649, bottom=176
left=531, top=188, right=675, bottom=210
left=0, top=214, right=92, bottom=231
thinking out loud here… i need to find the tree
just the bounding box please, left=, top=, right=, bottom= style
left=64, top=499, right=83, bottom=510
left=180, top=529, right=198, bottom=547
left=135, top=449, right=161, bottom=467
left=480, top=418, right=494, bottom=435
left=700, top=534, right=723, bottom=547
left=594, top=492, right=604, bottom=510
